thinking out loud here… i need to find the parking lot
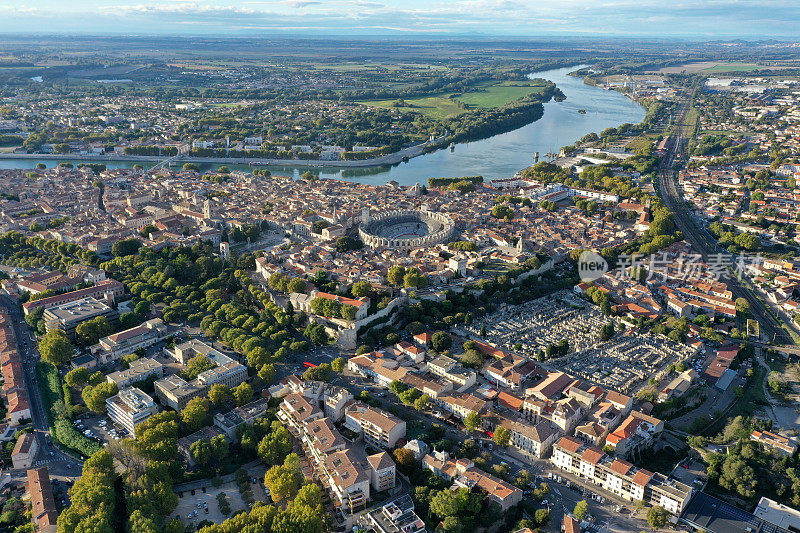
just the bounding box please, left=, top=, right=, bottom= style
left=169, top=475, right=269, bottom=530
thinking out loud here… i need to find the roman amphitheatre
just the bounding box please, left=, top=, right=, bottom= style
left=359, top=209, right=455, bottom=250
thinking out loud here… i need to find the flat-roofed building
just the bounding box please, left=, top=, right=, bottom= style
left=106, top=387, right=158, bottom=437
left=106, top=357, right=165, bottom=388
left=155, top=339, right=247, bottom=411
left=42, top=297, right=117, bottom=338
left=169, top=339, right=226, bottom=365
left=754, top=497, right=800, bottom=532
left=344, top=402, right=406, bottom=449
left=323, top=386, right=354, bottom=422
left=154, top=375, right=204, bottom=411
left=91, top=318, right=168, bottom=363
left=427, top=355, right=477, bottom=390
left=365, top=495, right=426, bottom=533
left=213, top=398, right=270, bottom=439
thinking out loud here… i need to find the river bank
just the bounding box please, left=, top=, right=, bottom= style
left=0, top=66, right=645, bottom=185
left=0, top=135, right=446, bottom=168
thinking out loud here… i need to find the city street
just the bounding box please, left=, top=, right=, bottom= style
left=0, top=295, right=83, bottom=478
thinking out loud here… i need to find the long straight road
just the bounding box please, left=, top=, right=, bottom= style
left=0, top=295, right=83, bottom=476
left=657, top=91, right=795, bottom=346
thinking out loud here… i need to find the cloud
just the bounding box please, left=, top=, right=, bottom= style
left=2, top=0, right=800, bottom=37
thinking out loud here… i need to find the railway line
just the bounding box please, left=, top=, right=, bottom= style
left=657, top=91, right=795, bottom=346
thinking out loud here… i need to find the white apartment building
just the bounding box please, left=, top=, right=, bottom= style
left=106, top=387, right=159, bottom=437
left=551, top=436, right=692, bottom=515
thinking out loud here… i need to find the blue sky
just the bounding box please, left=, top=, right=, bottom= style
left=0, top=0, right=798, bottom=38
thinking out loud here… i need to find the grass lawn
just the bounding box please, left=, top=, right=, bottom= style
left=456, top=81, right=548, bottom=109
left=357, top=94, right=465, bottom=120
left=702, top=365, right=767, bottom=437
left=702, top=63, right=763, bottom=73
left=358, top=80, right=549, bottom=119
left=481, top=259, right=514, bottom=277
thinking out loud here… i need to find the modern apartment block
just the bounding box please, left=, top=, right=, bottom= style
left=42, top=297, right=118, bottom=338
left=106, top=387, right=159, bottom=437
left=343, top=402, right=406, bottom=449
left=551, top=436, right=693, bottom=515
left=105, top=357, right=165, bottom=389
left=154, top=340, right=247, bottom=411
left=277, top=392, right=396, bottom=515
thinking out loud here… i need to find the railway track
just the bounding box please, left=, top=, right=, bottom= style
left=657, top=91, right=794, bottom=345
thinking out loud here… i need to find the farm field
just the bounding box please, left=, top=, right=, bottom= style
left=357, top=94, right=465, bottom=120
left=658, top=61, right=765, bottom=74
left=359, top=80, right=550, bottom=119
left=456, top=80, right=549, bottom=108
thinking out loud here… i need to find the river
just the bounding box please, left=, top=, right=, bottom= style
left=0, top=66, right=644, bottom=186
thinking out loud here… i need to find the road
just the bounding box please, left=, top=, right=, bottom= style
left=0, top=295, right=83, bottom=478
left=657, top=90, right=795, bottom=346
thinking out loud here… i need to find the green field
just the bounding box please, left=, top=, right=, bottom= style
left=357, top=94, right=465, bottom=120
left=456, top=81, right=548, bottom=108
left=359, top=80, right=548, bottom=119
left=703, top=63, right=763, bottom=72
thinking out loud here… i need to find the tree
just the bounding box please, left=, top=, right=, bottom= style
left=441, top=517, right=463, bottom=533
left=534, top=508, right=550, bottom=526
left=464, top=411, right=481, bottom=433
left=387, top=266, right=406, bottom=287
left=210, top=434, right=228, bottom=463
left=112, top=238, right=142, bottom=257
left=208, top=383, right=232, bottom=407
left=335, top=236, right=363, bottom=252
left=431, top=331, right=452, bottom=352
left=735, top=297, right=750, bottom=315
left=403, top=267, right=428, bottom=289
left=491, top=204, right=514, bottom=219
left=182, top=355, right=216, bottom=380
left=393, top=448, right=415, bottom=468
left=647, top=505, right=669, bottom=529
left=340, top=304, right=357, bottom=321
left=82, top=382, right=118, bottom=413
left=493, top=426, right=511, bottom=447
left=65, top=367, right=90, bottom=388
left=264, top=454, right=303, bottom=502
left=75, top=316, right=112, bottom=347
left=573, top=500, right=589, bottom=521
left=287, top=277, right=306, bottom=294
left=351, top=281, right=372, bottom=298
left=233, top=382, right=254, bottom=406
left=39, top=330, right=74, bottom=366
left=258, top=424, right=292, bottom=465
left=258, top=363, right=276, bottom=385
left=331, top=357, right=345, bottom=373
left=414, top=393, right=431, bottom=411
left=181, top=397, right=211, bottom=432
left=190, top=438, right=212, bottom=465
